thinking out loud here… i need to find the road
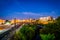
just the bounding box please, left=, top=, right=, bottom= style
left=0, top=24, right=23, bottom=40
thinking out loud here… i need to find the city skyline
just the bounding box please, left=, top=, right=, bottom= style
left=0, top=0, right=60, bottom=20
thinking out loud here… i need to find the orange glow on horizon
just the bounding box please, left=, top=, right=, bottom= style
left=11, top=19, right=21, bottom=23
left=0, top=19, right=5, bottom=24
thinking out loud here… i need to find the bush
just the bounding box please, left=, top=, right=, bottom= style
left=16, top=24, right=36, bottom=40
left=40, top=33, right=55, bottom=40
left=40, top=22, right=60, bottom=40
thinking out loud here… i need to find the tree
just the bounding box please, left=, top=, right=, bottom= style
left=56, top=16, right=60, bottom=21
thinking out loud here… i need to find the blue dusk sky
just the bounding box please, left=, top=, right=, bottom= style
left=0, top=0, right=60, bottom=20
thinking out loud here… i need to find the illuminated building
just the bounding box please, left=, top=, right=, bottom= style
left=39, top=16, right=53, bottom=24
left=39, top=16, right=53, bottom=21
left=4, top=20, right=11, bottom=25
left=47, top=16, right=53, bottom=21
left=11, top=19, right=21, bottom=24
left=0, top=19, right=5, bottom=24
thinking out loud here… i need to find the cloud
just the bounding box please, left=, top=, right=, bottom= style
left=22, top=12, right=43, bottom=16
left=12, top=11, right=57, bottom=18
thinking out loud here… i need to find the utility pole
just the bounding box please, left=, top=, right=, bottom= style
left=1, top=19, right=4, bottom=25
left=14, top=18, right=16, bottom=33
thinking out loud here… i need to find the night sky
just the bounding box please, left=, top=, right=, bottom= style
left=0, top=0, right=60, bottom=20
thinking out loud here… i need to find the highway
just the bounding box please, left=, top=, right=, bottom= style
left=0, top=24, right=23, bottom=40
